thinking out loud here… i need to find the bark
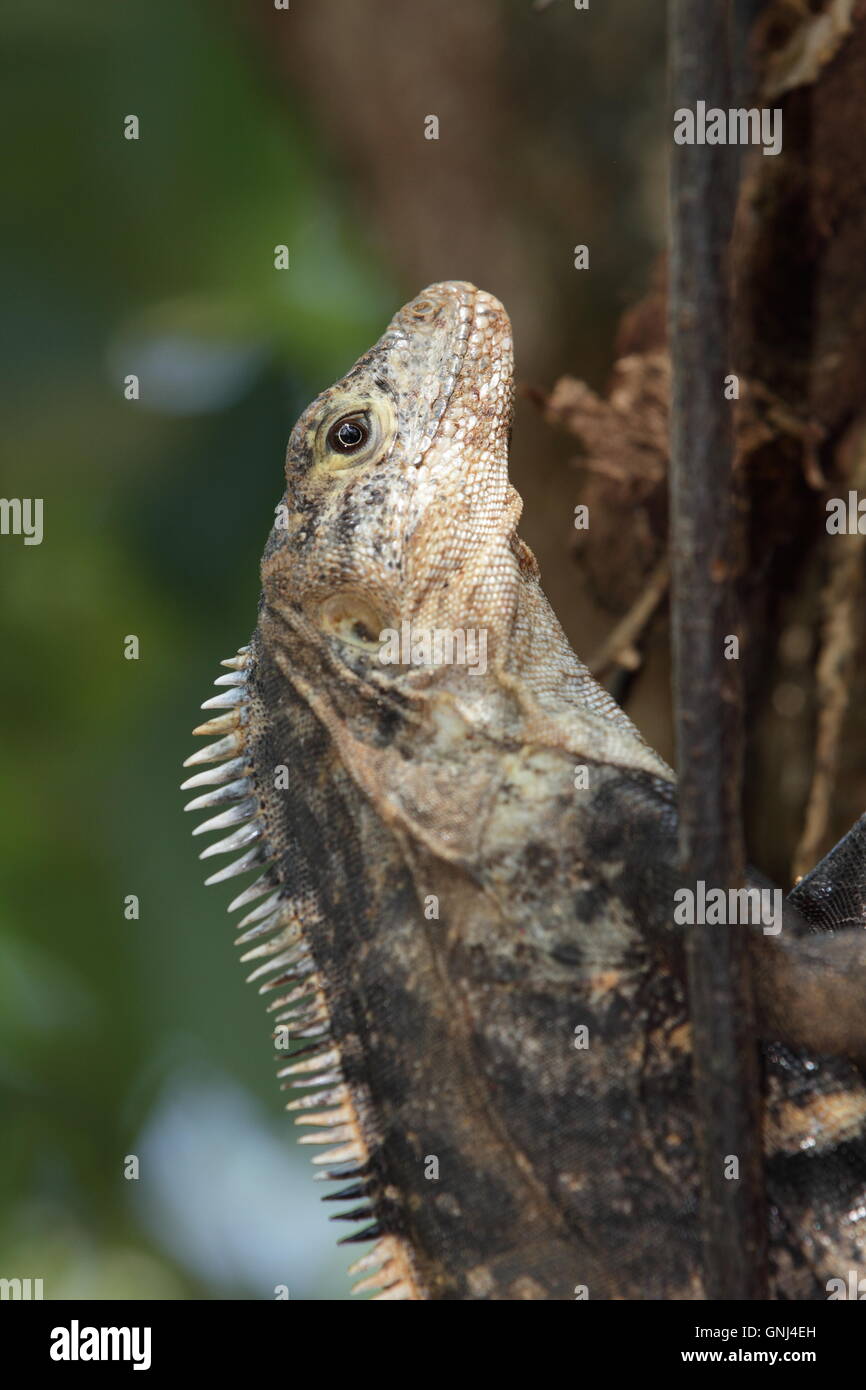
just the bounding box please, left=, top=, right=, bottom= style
left=668, top=0, right=767, bottom=1302
left=545, top=0, right=866, bottom=887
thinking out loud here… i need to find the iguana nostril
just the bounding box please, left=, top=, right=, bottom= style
left=410, top=298, right=439, bottom=320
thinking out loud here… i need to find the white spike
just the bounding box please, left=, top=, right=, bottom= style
left=239, top=922, right=303, bottom=963
left=311, top=1142, right=364, bottom=1166
left=181, top=756, right=248, bottom=790
left=271, top=1002, right=318, bottom=1024
left=246, top=945, right=311, bottom=983
left=298, top=1126, right=355, bottom=1147
left=213, top=671, right=246, bottom=687
left=274, top=999, right=322, bottom=1023
left=235, top=913, right=292, bottom=947
left=294, top=1104, right=353, bottom=1128
left=352, top=1270, right=394, bottom=1296
left=221, top=654, right=249, bottom=670
left=278, top=1048, right=340, bottom=1077
left=351, top=1254, right=406, bottom=1297
left=235, top=916, right=300, bottom=949
left=192, top=711, right=242, bottom=737
left=271, top=1004, right=319, bottom=1027
left=227, top=873, right=277, bottom=912
left=347, top=1248, right=387, bottom=1277
left=193, top=800, right=258, bottom=836
left=183, top=732, right=242, bottom=766
left=201, top=688, right=246, bottom=710
left=372, top=1282, right=414, bottom=1301
left=236, top=892, right=283, bottom=930
left=199, top=821, right=261, bottom=860
left=294, top=1071, right=342, bottom=1091
left=267, top=981, right=319, bottom=1013
left=258, top=959, right=315, bottom=993
left=268, top=980, right=318, bottom=1009
left=286, top=1086, right=348, bottom=1112
left=203, top=845, right=268, bottom=886
left=292, top=1021, right=329, bottom=1039
left=184, top=778, right=252, bottom=812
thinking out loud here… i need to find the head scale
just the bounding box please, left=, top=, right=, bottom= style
left=262, top=281, right=522, bottom=670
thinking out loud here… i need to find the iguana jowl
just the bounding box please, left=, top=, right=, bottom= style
left=183, top=281, right=866, bottom=1300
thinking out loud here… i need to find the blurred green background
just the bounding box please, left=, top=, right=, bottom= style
left=0, top=0, right=666, bottom=1298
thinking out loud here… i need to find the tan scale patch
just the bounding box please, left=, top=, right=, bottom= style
left=765, top=1088, right=866, bottom=1156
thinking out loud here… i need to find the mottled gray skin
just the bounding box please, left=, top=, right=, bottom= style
left=189, top=282, right=866, bottom=1299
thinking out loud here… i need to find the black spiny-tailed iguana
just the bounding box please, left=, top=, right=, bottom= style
left=182, top=281, right=866, bottom=1300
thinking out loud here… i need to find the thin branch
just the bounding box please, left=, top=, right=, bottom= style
left=587, top=558, right=670, bottom=678
left=668, top=0, right=768, bottom=1300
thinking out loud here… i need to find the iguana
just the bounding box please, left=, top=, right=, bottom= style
left=182, top=281, right=866, bottom=1300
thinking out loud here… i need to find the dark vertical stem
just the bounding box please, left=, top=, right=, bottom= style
left=667, top=1, right=768, bottom=1299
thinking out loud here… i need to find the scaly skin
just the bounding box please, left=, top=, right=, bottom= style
left=183, top=282, right=866, bottom=1300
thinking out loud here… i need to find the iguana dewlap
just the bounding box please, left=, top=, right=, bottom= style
left=183, top=282, right=866, bottom=1300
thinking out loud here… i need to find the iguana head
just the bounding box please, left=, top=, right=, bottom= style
left=258, top=278, right=664, bottom=773
left=262, top=280, right=523, bottom=681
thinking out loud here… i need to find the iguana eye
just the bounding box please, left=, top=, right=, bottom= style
left=314, top=397, right=394, bottom=474
left=327, top=415, right=369, bottom=454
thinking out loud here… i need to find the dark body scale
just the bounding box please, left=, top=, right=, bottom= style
left=245, top=618, right=866, bottom=1300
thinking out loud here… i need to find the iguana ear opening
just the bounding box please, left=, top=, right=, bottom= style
left=318, top=593, right=389, bottom=654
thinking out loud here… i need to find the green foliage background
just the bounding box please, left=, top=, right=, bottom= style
left=1, top=0, right=398, bottom=1300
